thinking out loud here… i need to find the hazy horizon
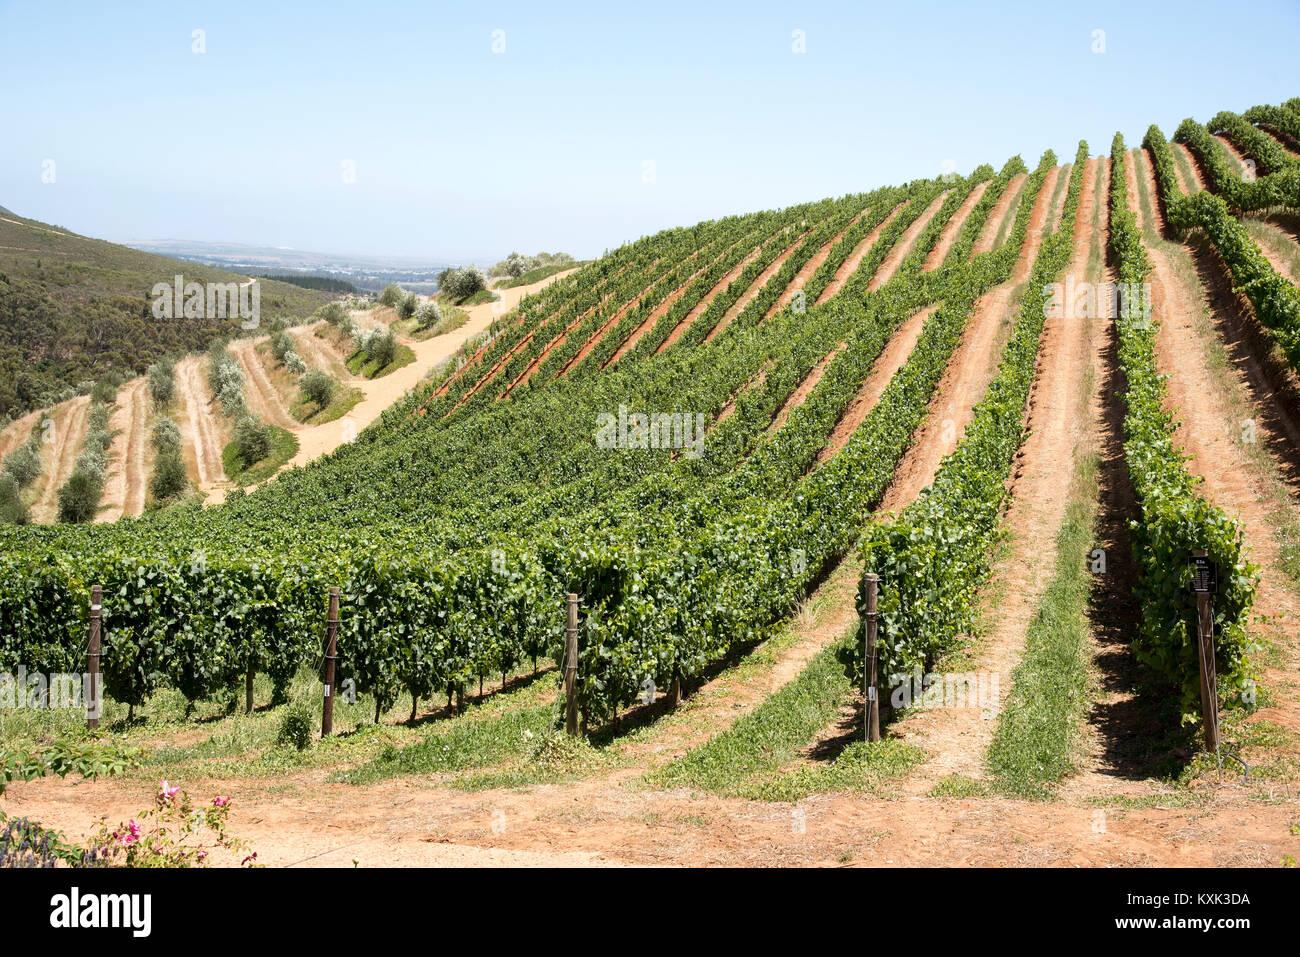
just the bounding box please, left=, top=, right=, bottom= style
left=3, top=0, right=1297, bottom=263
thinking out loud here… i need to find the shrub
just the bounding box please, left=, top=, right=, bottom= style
left=2, top=439, right=41, bottom=489
left=234, top=416, right=272, bottom=465
left=378, top=284, right=404, bottom=307
left=150, top=451, right=188, bottom=501
left=319, top=302, right=347, bottom=326
left=152, top=417, right=181, bottom=456
left=414, top=300, right=442, bottom=330
left=86, top=403, right=110, bottom=439
left=284, top=350, right=306, bottom=375
left=438, top=264, right=488, bottom=300
left=147, top=359, right=175, bottom=406
left=0, top=473, right=28, bottom=525
left=57, top=468, right=103, bottom=523
left=90, top=376, right=117, bottom=405
left=270, top=331, right=293, bottom=363
left=366, top=329, right=397, bottom=369
left=207, top=343, right=247, bottom=417
left=300, top=369, right=335, bottom=408
left=398, top=292, right=418, bottom=321
left=276, top=704, right=314, bottom=751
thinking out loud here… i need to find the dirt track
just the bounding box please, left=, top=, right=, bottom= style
left=971, top=173, right=1027, bottom=256
left=31, top=395, right=90, bottom=524
left=766, top=208, right=870, bottom=318
left=229, top=338, right=296, bottom=430
left=0, top=409, right=41, bottom=462
left=866, top=191, right=950, bottom=291
left=99, top=378, right=151, bottom=522
left=704, top=230, right=810, bottom=343
left=895, top=160, right=1100, bottom=789
left=815, top=305, right=939, bottom=464
left=923, top=181, right=990, bottom=271
left=1133, top=147, right=1300, bottom=743
left=816, top=204, right=904, bottom=303
left=289, top=270, right=576, bottom=468
left=878, top=166, right=1060, bottom=513
left=174, top=356, right=228, bottom=490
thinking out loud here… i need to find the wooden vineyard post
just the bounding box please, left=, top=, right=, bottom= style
left=1191, top=550, right=1220, bottom=764
left=564, top=593, right=579, bottom=737
left=321, top=587, right=340, bottom=737
left=862, top=573, right=880, bottom=743
left=87, top=585, right=102, bottom=732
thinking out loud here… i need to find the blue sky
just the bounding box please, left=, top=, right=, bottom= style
left=2, top=0, right=1297, bottom=263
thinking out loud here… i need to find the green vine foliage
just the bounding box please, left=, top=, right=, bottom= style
left=1113, top=133, right=1257, bottom=718
left=847, top=144, right=1086, bottom=686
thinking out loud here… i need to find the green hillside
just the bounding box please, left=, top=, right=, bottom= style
left=0, top=207, right=333, bottom=418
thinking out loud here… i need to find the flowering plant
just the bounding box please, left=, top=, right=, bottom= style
left=86, top=782, right=257, bottom=867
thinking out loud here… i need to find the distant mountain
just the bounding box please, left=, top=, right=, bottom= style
left=0, top=207, right=333, bottom=419
left=124, top=239, right=465, bottom=293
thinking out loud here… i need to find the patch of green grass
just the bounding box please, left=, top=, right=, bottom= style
left=346, top=342, right=416, bottom=379
left=221, top=425, right=298, bottom=486
left=438, top=289, right=498, bottom=308
left=1171, top=143, right=1200, bottom=194
left=647, top=632, right=855, bottom=795
left=986, top=453, right=1100, bottom=799
left=448, top=730, right=617, bottom=791
left=1043, top=163, right=1073, bottom=232
left=339, top=703, right=556, bottom=784
left=1081, top=791, right=1207, bottom=810
left=291, top=384, right=363, bottom=425
left=735, top=739, right=924, bottom=802
left=495, top=262, right=583, bottom=289
left=0, top=661, right=564, bottom=786
left=992, top=177, right=1030, bottom=250
left=397, top=306, right=469, bottom=342
left=1244, top=218, right=1300, bottom=284
left=928, top=774, right=990, bottom=798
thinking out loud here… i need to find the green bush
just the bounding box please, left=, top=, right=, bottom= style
left=0, top=473, right=27, bottom=525
left=318, top=302, right=347, bottom=326
left=57, top=468, right=103, bottom=523
left=234, top=416, right=272, bottom=465
left=398, top=292, right=418, bottom=321
left=2, top=440, right=41, bottom=489
left=270, top=331, right=293, bottom=363
left=151, top=417, right=181, bottom=456
left=414, top=300, right=442, bottom=330
left=90, top=376, right=117, bottom=405
left=378, top=284, right=404, bottom=308
left=299, top=369, right=335, bottom=408
left=276, top=703, right=314, bottom=751
left=366, top=329, right=397, bottom=369
left=146, top=359, right=175, bottom=406
left=149, top=451, right=188, bottom=501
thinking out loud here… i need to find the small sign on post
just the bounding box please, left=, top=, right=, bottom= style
left=321, top=586, right=340, bottom=737
left=1190, top=550, right=1220, bottom=764
left=564, top=594, right=579, bottom=737
left=87, top=585, right=102, bottom=732
left=862, top=572, right=880, bottom=743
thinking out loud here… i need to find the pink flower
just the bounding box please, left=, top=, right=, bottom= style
left=160, top=780, right=181, bottom=802
left=213, top=796, right=230, bottom=807
left=117, top=820, right=141, bottom=846
left=196, top=850, right=208, bottom=863
left=241, top=851, right=258, bottom=866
